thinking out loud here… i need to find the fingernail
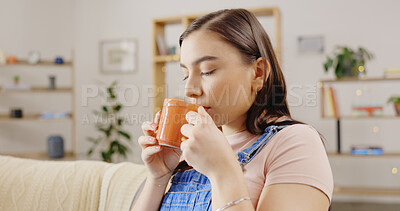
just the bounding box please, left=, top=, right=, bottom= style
left=151, top=123, right=157, bottom=129
left=149, top=137, right=155, bottom=142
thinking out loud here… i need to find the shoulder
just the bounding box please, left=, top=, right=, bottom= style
left=264, top=124, right=327, bottom=167
left=267, top=124, right=323, bottom=151
left=278, top=124, right=320, bottom=138
left=262, top=124, right=333, bottom=203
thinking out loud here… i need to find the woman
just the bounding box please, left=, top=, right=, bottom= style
left=132, top=8, right=333, bottom=211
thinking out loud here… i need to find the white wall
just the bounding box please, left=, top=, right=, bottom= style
left=0, top=0, right=75, bottom=153
left=1, top=0, right=400, bottom=203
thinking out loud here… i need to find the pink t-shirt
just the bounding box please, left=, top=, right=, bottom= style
left=226, top=124, right=334, bottom=207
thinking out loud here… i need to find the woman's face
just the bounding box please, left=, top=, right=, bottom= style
left=180, top=30, right=258, bottom=129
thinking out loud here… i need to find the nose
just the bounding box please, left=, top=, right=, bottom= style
left=184, top=75, right=202, bottom=99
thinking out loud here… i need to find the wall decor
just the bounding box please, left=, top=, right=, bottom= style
left=100, top=39, right=137, bottom=73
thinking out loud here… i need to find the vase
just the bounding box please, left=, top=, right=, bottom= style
left=47, top=135, right=64, bottom=158
left=395, top=103, right=400, bottom=116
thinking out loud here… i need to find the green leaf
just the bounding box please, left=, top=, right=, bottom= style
left=101, top=151, right=107, bottom=160
left=121, top=143, right=129, bottom=153
left=116, top=143, right=129, bottom=158
left=98, top=127, right=111, bottom=138
left=110, top=140, right=119, bottom=149
left=107, top=87, right=116, bottom=99
left=117, top=118, right=123, bottom=126
left=113, top=104, right=122, bottom=112
left=359, top=47, right=373, bottom=60
left=324, top=57, right=333, bottom=72
left=118, top=130, right=131, bottom=140
left=102, top=146, right=115, bottom=163
left=388, top=96, right=400, bottom=103
left=87, top=148, right=93, bottom=155
left=102, top=106, right=108, bottom=113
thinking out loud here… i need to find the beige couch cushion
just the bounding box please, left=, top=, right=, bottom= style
left=0, top=155, right=147, bottom=211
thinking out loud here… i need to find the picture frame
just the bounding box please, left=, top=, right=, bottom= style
left=100, top=39, right=137, bottom=73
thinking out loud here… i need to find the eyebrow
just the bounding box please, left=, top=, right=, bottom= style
left=180, top=56, right=219, bottom=68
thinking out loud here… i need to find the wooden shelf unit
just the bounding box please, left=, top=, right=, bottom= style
left=320, top=77, right=400, bottom=83
left=0, top=87, right=73, bottom=93
left=0, top=113, right=73, bottom=122
left=152, top=8, right=281, bottom=114
left=328, top=153, right=400, bottom=157
left=319, top=76, right=400, bottom=154
left=321, top=77, right=400, bottom=197
left=322, top=115, right=400, bottom=120
left=0, top=56, right=76, bottom=160
left=334, top=186, right=400, bottom=196
left=0, top=60, right=73, bottom=67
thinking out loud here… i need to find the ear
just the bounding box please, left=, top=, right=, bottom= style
left=251, top=57, right=270, bottom=92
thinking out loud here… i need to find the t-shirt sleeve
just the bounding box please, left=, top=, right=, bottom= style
left=264, top=124, right=334, bottom=203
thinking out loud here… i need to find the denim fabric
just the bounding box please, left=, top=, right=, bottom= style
left=160, top=125, right=287, bottom=210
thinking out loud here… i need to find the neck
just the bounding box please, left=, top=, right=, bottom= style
left=221, top=114, right=247, bottom=136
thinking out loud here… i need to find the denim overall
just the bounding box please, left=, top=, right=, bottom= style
left=160, top=125, right=287, bottom=211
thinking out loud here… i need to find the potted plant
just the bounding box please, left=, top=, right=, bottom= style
left=323, top=46, right=374, bottom=79
left=87, top=81, right=132, bottom=163
left=387, top=96, right=400, bottom=116
left=13, top=75, right=19, bottom=84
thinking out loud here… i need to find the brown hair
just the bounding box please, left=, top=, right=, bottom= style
left=175, top=9, right=305, bottom=173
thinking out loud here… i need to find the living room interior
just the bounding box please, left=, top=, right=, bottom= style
left=0, top=0, right=399, bottom=210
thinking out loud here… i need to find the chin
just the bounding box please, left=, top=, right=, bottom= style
left=208, top=111, right=230, bottom=126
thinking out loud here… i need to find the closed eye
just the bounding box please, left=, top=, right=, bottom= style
left=182, top=69, right=216, bottom=81
left=200, top=69, right=216, bottom=76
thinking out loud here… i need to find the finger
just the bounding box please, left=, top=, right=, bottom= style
left=141, top=145, right=162, bottom=163
left=138, top=136, right=157, bottom=149
left=154, top=110, right=161, bottom=126
left=197, top=106, right=213, bottom=124
left=180, top=138, right=188, bottom=152
left=141, top=121, right=157, bottom=136
left=186, top=111, right=202, bottom=125
left=180, top=124, right=193, bottom=138
left=181, top=136, right=188, bottom=142
left=198, top=106, right=209, bottom=118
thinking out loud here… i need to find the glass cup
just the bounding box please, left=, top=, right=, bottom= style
left=156, top=98, right=199, bottom=148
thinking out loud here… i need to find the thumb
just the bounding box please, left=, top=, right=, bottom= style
left=198, top=106, right=212, bottom=122
left=198, top=106, right=208, bottom=116
left=198, top=106, right=217, bottom=127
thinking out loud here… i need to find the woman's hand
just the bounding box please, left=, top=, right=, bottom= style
left=180, top=106, right=240, bottom=179
left=138, top=111, right=182, bottom=182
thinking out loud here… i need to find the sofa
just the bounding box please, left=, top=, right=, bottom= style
left=0, top=155, right=147, bottom=211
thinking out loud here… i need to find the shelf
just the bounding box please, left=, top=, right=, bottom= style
left=153, top=8, right=277, bottom=25
left=322, top=115, right=400, bottom=120
left=328, top=153, right=400, bottom=157
left=0, top=113, right=73, bottom=122
left=154, top=15, right=203, bottom=25
left=0, top=87, right=73, bottom=93
left=154, top=55, right=180, bottom=63
left=0, top=60, right=73, bottom=67
left=334, top=186, right=400, bottom=196
left=1, top=152, right=77, bottom=161
left=320, top=77, right=400, bottom=83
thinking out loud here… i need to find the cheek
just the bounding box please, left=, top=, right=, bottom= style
left=206, top=73, right=253, bottom=107
left=205, top=80, right=253, bottom=125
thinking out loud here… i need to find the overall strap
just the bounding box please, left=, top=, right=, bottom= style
left=237, top=125, right=287, bottom=168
